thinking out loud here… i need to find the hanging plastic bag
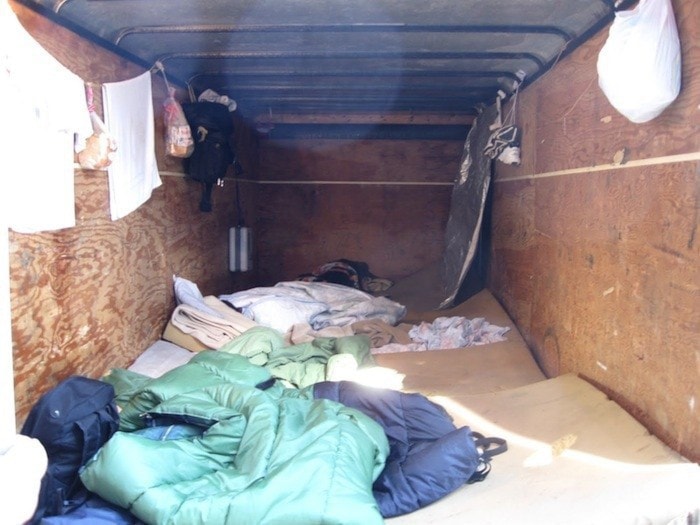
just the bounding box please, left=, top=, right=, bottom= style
left=484, top=88, right=522, bottom=166
left=164, top=87, right=194, bottom=158
left=596, top=0, right=681, bottom=124
left=77, top=84, right=117, bottom=170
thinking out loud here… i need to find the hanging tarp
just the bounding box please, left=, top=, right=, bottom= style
left=440, top=103, right=498, bottom=308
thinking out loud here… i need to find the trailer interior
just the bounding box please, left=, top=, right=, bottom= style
left=2, top=0, right=699, bottom=523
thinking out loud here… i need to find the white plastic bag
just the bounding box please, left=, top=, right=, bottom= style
left=597, top=0, right=681, bottom=123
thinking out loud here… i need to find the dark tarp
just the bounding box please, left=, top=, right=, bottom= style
left=440, top=103, right=498, bottom=308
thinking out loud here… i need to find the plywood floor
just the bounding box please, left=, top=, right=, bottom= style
left=376, top=279, right=700, bottom=525
left=129, top=274, right=700, bottom=524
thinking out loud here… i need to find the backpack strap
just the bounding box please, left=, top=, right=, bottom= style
left=467, top=432, right=509, bottom=484
left=472, top=431, right=508, bottom=460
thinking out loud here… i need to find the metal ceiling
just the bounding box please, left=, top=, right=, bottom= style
left=19, top=0, right=622, bottom=120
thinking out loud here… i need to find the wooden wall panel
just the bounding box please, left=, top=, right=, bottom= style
left=490, top=0, right=699, bottom=460
left=254, top=183, right=452, bottom=284
left=8, top=2, right=243, bottom=425
left=488, top=179, right=536, bottom=346
left=259, top=139, right=462, bottom=183
left=254, top=138, right=461, bottom=284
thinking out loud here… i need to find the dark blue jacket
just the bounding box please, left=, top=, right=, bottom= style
left=314, top=381, right=493, bottom=517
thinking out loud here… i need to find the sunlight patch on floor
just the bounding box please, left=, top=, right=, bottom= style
left=432, top=395, right=695, bottom=474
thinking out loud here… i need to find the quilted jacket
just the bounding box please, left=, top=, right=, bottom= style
left=80, top=351, right=389, bottom=525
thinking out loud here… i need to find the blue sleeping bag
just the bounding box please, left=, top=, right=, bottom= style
left=313, top=381, right=507, bottom=517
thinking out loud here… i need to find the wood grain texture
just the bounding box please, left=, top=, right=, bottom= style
left=254, top=138, right=462, bottom=284
left=258, top=138, right=462, bottom=183
left=496, top=0, right=699, bottom=180
left=8, top=2, right=241, bottom=426
left=490, top=0, right=700, bottom=461
left=488, top=179, right=536, bottom=350
left=254, top=183, right=453, bottom=285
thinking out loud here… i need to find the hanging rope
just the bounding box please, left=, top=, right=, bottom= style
left=85, top=83, right=96, bottom=113
left=153, top=60, right=172, bottom=94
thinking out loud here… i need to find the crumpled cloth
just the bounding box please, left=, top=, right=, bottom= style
left=0, top=434, right=47, bottom=525
left=372, top=317, right=509, bottom=354
left=408, top=316, right=510, bottom=349
left=351, top=320, right=412, bottom=348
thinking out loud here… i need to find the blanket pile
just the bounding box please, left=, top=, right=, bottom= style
left=220, top=280, right=406, bottom=333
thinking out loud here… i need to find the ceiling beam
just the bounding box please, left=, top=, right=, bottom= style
left=158, top=50, right=547, bottom=69
left=115, top=23, right=572, bottom=45
left=251, top=112, right=475, bottom=126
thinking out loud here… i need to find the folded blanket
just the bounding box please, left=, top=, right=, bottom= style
left=170, top=296, right=258, bottom=349
left=162, top=321, right=210, bottom=352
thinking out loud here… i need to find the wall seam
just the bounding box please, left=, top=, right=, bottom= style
left=496, top=151, right=700, bottom=183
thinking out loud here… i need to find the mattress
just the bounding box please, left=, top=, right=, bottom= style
left=127, top=339, right=194, bottom=377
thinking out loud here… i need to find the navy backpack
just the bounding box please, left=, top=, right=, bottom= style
left=20, top=376, right=120, bottom=524
left=182, top=101, right=235, bottom=212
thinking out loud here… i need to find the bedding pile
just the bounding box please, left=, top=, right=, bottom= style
left=162, top=276, right=515, bottom=392
left=168, top=276, right=510, bottom=359
left=219, top=280, right=407, bottom=333
left=217, top=324, right=398, bottom=388
left=24, top=279, right=517, bottom=524
left=79, top=351, right=497, bottom=524
left=169, top=276, right=408, bottom=389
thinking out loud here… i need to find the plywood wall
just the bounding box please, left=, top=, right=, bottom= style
left=489, top=0, right=699, bottom=460
left=254, top=138, right=461, bottom=284
left=8, top=2, right=250, bottom=425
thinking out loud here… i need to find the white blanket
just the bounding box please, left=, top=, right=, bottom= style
left=102, top=71, right=161, bottom=220
left=221, top=281, right=407, bottom=334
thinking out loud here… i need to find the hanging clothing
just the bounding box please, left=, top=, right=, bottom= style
left=102, top=71, right=161, bottom=221
left=1, top=6, right=92, bottom=233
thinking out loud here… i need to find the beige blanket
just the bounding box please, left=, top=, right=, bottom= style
left=170, top=296, right=258, bottom=349
left=286, top=319, right=412, bottom=348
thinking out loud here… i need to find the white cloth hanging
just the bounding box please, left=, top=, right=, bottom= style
left=1, top=5, right=92, bottom=233
left=102, top=72, right=161, bottom=220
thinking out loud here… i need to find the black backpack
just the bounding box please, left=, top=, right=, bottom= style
left=182, top=101, right=235, bottom=212
left=20, top=376, right=120, bottom=523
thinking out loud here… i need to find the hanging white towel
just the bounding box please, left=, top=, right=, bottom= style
left=102, top=72, right=161, bottom=221
left=1, top=6, right=92, bottom=233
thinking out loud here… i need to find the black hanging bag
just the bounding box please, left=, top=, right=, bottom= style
left=182, top=101, right=235, bottom=212
left=20, top=376, right=120, bottom=523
